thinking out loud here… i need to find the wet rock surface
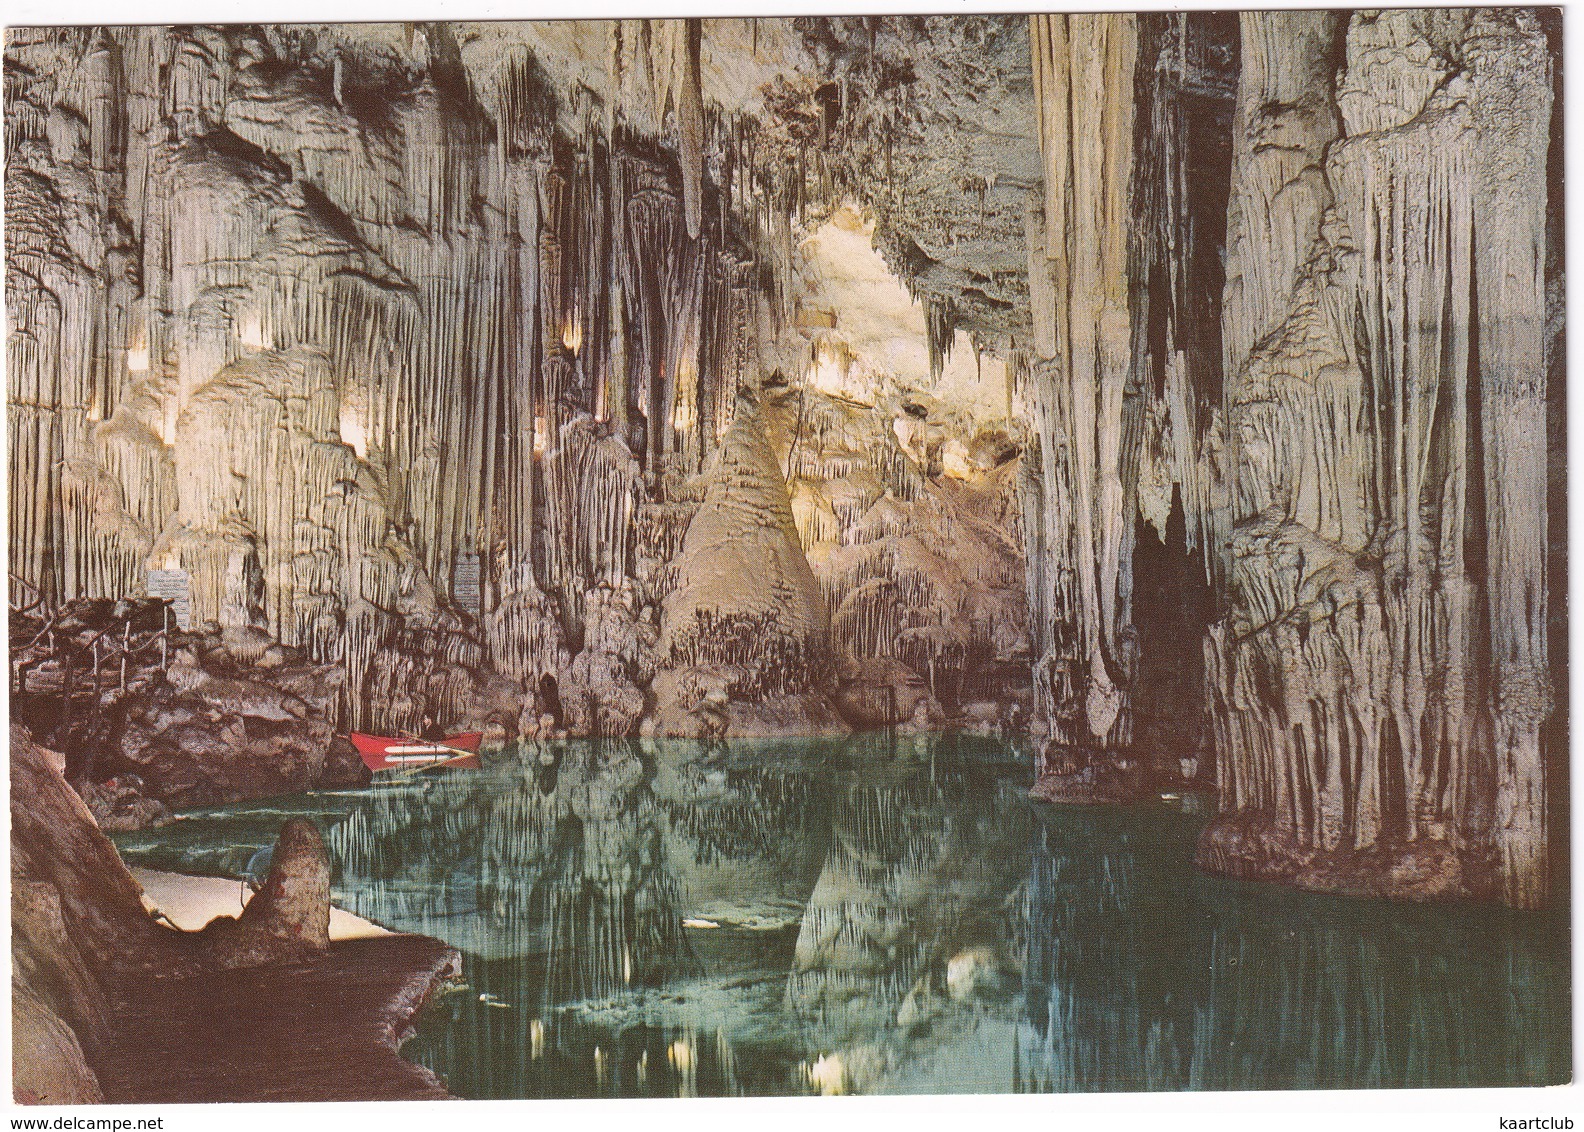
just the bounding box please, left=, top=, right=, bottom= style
left=12, top=602, right=363, bottom=821
left=1027, top=753, right=1147, bottom=806
left=1197, top=811, right=1468, bottom=903
left=10, top=726, right=459, bottom=1104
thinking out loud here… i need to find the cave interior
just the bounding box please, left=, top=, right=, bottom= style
left=3, top=7, right=1571, bottom=1103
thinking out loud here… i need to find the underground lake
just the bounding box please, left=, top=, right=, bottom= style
left=110, top=734, right=1572, bottom=1099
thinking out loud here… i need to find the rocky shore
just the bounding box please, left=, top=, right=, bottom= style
left=11, top=725, right=459, bottom=1104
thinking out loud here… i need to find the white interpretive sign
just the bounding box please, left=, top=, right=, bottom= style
left=454, top=551, right=482, bottom=618
left=146, top=569, right=192, bottom=630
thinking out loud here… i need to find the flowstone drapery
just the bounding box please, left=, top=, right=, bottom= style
left=1202, top=9, right=1556, bottom=909
left=7, top=22, right=781, bottom=734
left=1011, top=10, right=1559, bottom=905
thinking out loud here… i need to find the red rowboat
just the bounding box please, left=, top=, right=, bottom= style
left=348, top=731, right=483, bottom=773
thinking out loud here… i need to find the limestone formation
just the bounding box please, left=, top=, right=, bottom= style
left=1023, top=13, right=1141, bottom=757
left=1202, top=9, right=1558, bottom=909
left=5, top=13, right=1565, bottom=910
left=659, top=390, right=829, bottom=705
left=11, top=599, right=360, bottom=814
left=200, top=818, right=333, bottom=968
left=1011, top=9, right=1560, bottom=907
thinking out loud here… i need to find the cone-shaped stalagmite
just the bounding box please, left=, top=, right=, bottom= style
left=661, top=391, right=828, bottom=697
left=5, top=16, right=1562, bottom=910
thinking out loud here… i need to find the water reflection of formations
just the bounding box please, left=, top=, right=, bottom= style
left=657, top=760, right=826, bottom=868
left=380, top=741, right=840, bottom=1101
left=786, top=761, right=1030, bottom=1049
left=1022, top=808, right=1569, bottom=1091
left=325, top=743, right=693, bottom=1006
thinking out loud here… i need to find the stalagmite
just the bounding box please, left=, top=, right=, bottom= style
left=659, top=390, right=828, bottom=702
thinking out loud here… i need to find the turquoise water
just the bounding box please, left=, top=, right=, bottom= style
left=111, top=734, right=1571, bottom=1097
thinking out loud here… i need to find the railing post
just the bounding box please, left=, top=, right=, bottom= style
left=60, top=652, right=73, bottom=734
left=120, top=620, right=130, bottom=691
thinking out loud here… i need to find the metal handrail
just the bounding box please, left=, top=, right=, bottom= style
left=8, top=574, right=45, bottom=616
left=12, top=602, right=174, bottom=697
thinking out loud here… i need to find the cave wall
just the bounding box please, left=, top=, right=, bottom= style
left=1014, top=9, right=1560, bottom=907
left=1018, top=12, right=1236, bottom=777
left=8, top=19, right=1041, bottom=754
left=5, top=13, right=1565, bottom=908
left=6, top=22, right=801, bottom=738
left=1203, top=9, right=1557, bottom=909
left=775, top=207, right=1030, bottom=724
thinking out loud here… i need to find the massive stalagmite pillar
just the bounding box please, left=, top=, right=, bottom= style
left=1455, top=9, right=1555, bottom=910
left=1206, top=9, right=1360, bottom=851
left=1022, top=13, right=1141, bottom=756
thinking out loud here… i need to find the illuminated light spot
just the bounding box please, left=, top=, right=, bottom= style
left=533, top=415, right=549, bottom=455
left=940, top=438, right=975, bottom=480
left=238, top=314, right=266, bottom=350
left=338, top=404, right=369, bottom=459
left=561, top=312, right=583, bottom=355
left=807, top=1053, right=846, bottom=1095
left=127, top=343, right=149, bottom=372
left=681, top=918, right=719, bottom=929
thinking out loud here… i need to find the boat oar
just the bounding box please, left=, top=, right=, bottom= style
left=397, top=750, right=475, bottom=777
left=391, top=732, right=477, bottom=777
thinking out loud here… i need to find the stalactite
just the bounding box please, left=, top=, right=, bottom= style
left=1129, top=13, right=1235, bottom=577
left=613, top=149, right=707, bottom=473
left=677, top=20, right=706, bottom=242
left=540, top=415, right=644, bottom=631
left=8, top=22, right=777, bottom=738
left=7, top=16, right=1560, bottom=909
left=924, top=296, right=956, bottom=385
